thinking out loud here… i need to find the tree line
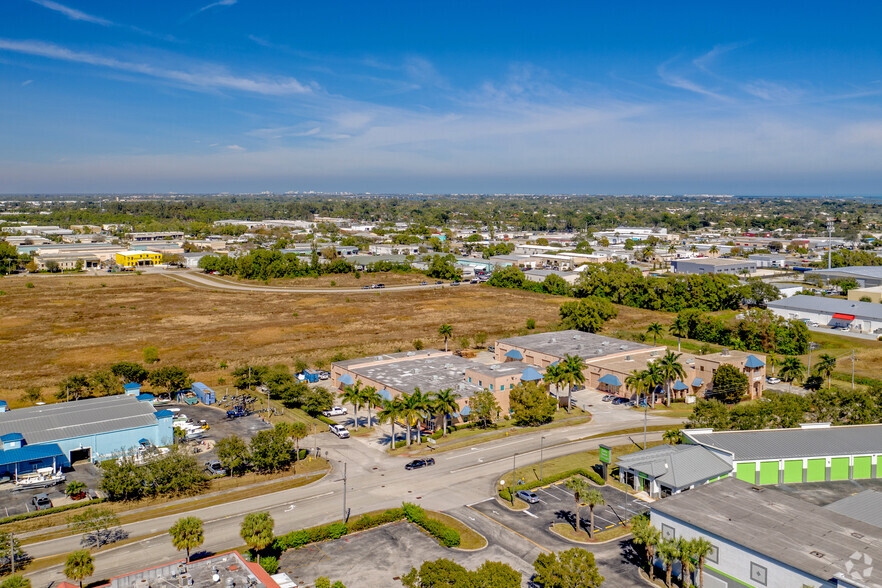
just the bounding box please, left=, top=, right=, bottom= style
left=55, top=362, right=189, bottom=402
left=675, top=307, right=810, bottom=355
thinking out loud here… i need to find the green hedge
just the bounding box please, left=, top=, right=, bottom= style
left=0, top=498, right=105, bottom=525
left=316, top=415, right=337, bottom=426
left=499, top=469, right=604, bottom=502
left=273, top=503, right=460, bottom=551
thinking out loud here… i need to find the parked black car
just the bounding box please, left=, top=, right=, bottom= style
left=405, top=458, right=436, bottom=470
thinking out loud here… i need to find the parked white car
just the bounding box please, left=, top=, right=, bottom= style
left=323, top=406, right=347, bottom=417
left=329, top=424, right=350, bottom=438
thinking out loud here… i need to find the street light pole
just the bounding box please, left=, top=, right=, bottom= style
left=539, top=437, right=545, bottom=481
left=342, top=461, right=348, bottom=522
left=643, top=403, right=648, bottom=450
left=511, top=453, right=517, bottom=504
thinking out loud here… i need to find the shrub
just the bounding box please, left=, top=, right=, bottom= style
left=526, top=318, right=536, bottom=330
left=25, top=282, right=34, bottom=289
left=260, top=556, right=279, bottom=574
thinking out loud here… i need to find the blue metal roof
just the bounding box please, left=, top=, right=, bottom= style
left=745, top=355, right=766, bottom=368
left=520, top=367, right=543, bottom=382
left=154, top=409, right=174, bottom=418
left=0, top=443, right=64, bottom=467
left=460, top=405, right=472, bottom=416
left=0, top=401, right=8, bottom=407
left=672, top=380, right=689, bottom=391
left=338, top=373, right=355, bottom=386
left=192, top=382, right=211, bottom=391
left=692, top=378, right=704, bottom=387
left=598, top=374, right=622, bottom=386
left=504, top=349, right=524, bottom=360
left=123, top=383, right=141, bottom=390
left=378, top=389, right=393, bottom=401
left=0, top=433, right=23, bottom=442
left=136, top=393, right=155, bottom=401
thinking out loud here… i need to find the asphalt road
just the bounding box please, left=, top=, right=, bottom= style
left=25, top=403, right=677, bottom=586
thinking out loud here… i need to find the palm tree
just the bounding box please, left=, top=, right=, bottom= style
left=646, top=362, right=665, bottom=406
left=657, top=351, right=686, bottom=406
left=561, top=354, right=586, bottom=412
left=677, top=537, right=696, bottom=588
left=662, top=429, right=681, bottom=445
left=667, top=244, right=677, bottom=256
left=361, top=386, right=383, bottom=428
left=432, top=388, right=461, bottom=437
left=240, top=512, right=274, bottom=565
left=582, top=487, right=605, bottom=539
left=669, top=315, right=688, bottom=352
left=290, top=421, right=308, bottom=460
left=543, top=363, right=564, bottom=399
left=438, top=324, right=453, bottom=352
left=779, top=356, right=807, bottom=393
left=64, top=550, right=94, bottom=588
left=708, top=245, right=719, bottom=257
left=564, top=477, right=590, bottom=534
left=657, top=538, right=681, bottom=588
left=646, top=322, right=663, bottom=345
left=689, top=244, right=698, bottom=255
left=815, top=353, right=837, bottom=389
left=631, top=515, right=661, bottom=580
left=690, top=537, right=714, bottom=588
left=399, top=389, right=429, bottom=445
left=169, top=516, right=204, bottom=563
left=625, top=369, right=648, bottom=402
left=378, top=398, right=404, bottom=450
left=341, top=381, right=363, bottom=428
left=766, top=352, right=779, bottom=377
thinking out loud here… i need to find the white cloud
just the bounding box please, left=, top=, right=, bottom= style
left=226, top=144, right=245, bottom=151
left=29, top=0, right=113, bottom=26
left=21, top=79, right=33, bottom=86
left=0, top=39, right=312, bottom=95
left=199, top=0, right=237, bottom=13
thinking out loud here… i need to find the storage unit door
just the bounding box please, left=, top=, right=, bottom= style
left=782, top=460, right=803, bottom=484
left=759, top=461, right=779, bottom=485
left=806, top=458, right=826, bottom=482
left=830, top=457, right=850, bottom=480
left=736, top=462, right=756, bottom=483
left=852, top=456, right=872, bottom=479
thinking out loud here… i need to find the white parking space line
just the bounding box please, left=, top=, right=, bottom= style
left=537, top=488, right=561, bottom=501
left=523, top=510, right=538, bottom=518
left=591, top=514, right=617, bottom=526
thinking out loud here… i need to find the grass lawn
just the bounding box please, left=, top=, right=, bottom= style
left=426, top=511, right=487, bottom=550
left=550, top=521, right=633, bottom=543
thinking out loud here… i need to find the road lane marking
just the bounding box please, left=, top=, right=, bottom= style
left=465, top=505, right=550, bottom=554
left=446, top=439, right=525, bottom=459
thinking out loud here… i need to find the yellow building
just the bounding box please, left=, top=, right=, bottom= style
left=115, top=250, right=162, bottom=268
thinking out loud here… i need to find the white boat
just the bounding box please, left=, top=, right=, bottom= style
left=16, top=467, right=65, bottom=489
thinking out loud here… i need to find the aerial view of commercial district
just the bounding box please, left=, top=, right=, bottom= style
left=0, top=194, right=880, bottom=588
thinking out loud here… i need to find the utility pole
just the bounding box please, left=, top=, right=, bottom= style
left=852, top=350, right=856, bottom=390
left=539, top=437, right=545, bottom=481
left=511, top=453, right=517, bottom=504
left=643, top=403, right=648, bottom=450
left=342, top=462, right=348, bottom=522
left=10, top=531, right=14, bottom=574
left=827, top=220, right=834, bottom=270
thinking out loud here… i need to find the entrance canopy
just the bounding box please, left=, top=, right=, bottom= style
left=832, top=313, right=855, bottom=321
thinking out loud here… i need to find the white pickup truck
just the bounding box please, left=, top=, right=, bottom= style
left=329, top=424, right=350, bottom=439
left=322, top=406, right=347, bottom=417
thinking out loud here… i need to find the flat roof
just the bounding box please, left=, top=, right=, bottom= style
left=812, top=266, right=882, bottom=279
left=496, top=330, right=656, bottom=362
left=0, top=396, right=161, bottom=445
left=823, top=490, right=882, bottom=530
left=652, top=478, right=882, bottom=586
left=674, top=257, right=755, bottom=266
left=347, top=355, right=483, bottom=397
left=768, top=294, right=882, bottom=321
left=684, top=424, right=882, bottom=461
left=466, top=361, right=532, bottom=377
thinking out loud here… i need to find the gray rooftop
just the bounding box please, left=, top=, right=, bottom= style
left=333, top=349, right=440, bottom=370
left=466, top=361, right=532, bottom=377
left=617, top=444, right=731, bottom=489
left=0, top=396, right=161, bottom=445
left=347, top=354, right=483, bottom=397
left=684, top=424, right=882, bottom=461
left=108, top=551, right=275, bottom=588
left=652, top=478, right=882, bottom=587
left=768, top=294, right=882, bottom=321
left=674, top=257, right=755, bottom=266
left=823, top=490, right=882, bottom=530
left=812, top=265, right=882, bottom=279
left=496, top=330, right=654, bottom=361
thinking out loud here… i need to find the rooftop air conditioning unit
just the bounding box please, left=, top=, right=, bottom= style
left=620, top=345, right=627, bottom=350
left=601, top=341, right=608, bottom=346
left=625, top=355, right=632, bottom=361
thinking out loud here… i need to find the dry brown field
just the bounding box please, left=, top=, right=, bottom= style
left=0, top=272, right=568, bottom=403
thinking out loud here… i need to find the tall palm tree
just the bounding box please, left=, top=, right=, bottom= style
left=708, top=245, right=719, bottom=257
left=646, top=362, right=665, bottom=406
left=815, top=353, right=837, bottom=389
left=564, top=477, right=590, bottom=534
left=677, top=537, right=696, bottom=588
left=657, top=539, right=681, bottom=588
left=631, top=515, right=661, bottom=581
left=399, top=389, right=429, bottom=445
left=646, top=322, right=663, bottom=345
left=662, top=429, right=681, bottom=445
left=657, top=351, right=686, bottom=406
left=625, top=369, right=648, bottom=402
left=582, top=487, right=605, bottom=539
left=169, top=516, right=204, bottom=563
left=667, top=244, right=677, bottom=256
left=669, top=315, right=688, bottom=352
left=690, top=537, right=714, bottom=588
left=341, top=381, right=363, bottom=428
left=64, top=550, right=94, bottom=588
left=378, top=397, right=404, bottom=450
left=689, top=244, right=698, bottom=255
left=240, top=512, right=274, bottom=565
left=438, top=324, right=453, bottom=352
left=361, top=386, right=383, bottom=428
left=561, top=354, right=586, bottom=412
left=779, top=356, right=807, bottom=393
left=766, top=352, right=779, bottom=376
left=432, top=388, right=461, bottom=436
left=543, top=363, right=564, bottom=399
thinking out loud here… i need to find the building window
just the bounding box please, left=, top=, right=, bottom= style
left=468, top=377, right=472, bottom=383
left=490, top=384, right=494, bottom=390
left=749, top=562, right=767, bottom=586
left=661, top=524, right=676, bottom=540
left=500, top=385, right=505, bottom=391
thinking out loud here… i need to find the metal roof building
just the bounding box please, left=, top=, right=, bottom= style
left=823, top=490, right=882, bottom=530
left=768, top=294, right=882, bottom=333
left=0, top=395, right=173, bottom=472
left=616, top=444, right=732, bottom=498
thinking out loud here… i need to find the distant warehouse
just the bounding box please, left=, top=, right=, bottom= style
left=115, top=250, right=162, bottom=268
left=670, top=257, right=757, bottom=275
left=0, top=395, right=173, bottom=475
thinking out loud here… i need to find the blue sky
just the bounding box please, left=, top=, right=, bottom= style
left=2, top=1, right=882, bottom=194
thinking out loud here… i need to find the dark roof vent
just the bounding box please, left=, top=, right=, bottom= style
left=810, top=550, right=825, bottom=558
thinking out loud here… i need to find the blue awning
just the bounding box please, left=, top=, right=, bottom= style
left=0, top=443, right=64, bottom=468
left=672, top=380, right=688, bottom=391
left=459, top=405, right=472, bottom=416
left=692, top=378, right=703, bottom=387
left=136, top=393, right=155, bottom=402
left=598, top=374, right=622, bottom=387
left=378, top=389, right=393, bottom=401
left=139, top=438, right=151, bottom=446
left=521, top=367, right=543, bottom=382
left=154, top=409, right=174, bottom=418
left=338, top=373, right=355, bottom=386
left=745, top=355, right=766, bottom=368
left=0, top=433, right=23, bottom=443
left=123, top=383, right=141, bottom=390
left=504, top=349, right=524, bottom=360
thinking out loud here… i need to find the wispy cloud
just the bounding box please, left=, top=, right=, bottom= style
left=0, top=39, right=313, bottom=95
left=226, top=144, right=245, bottom=151
left=657, top=57, right=728, bottom=100
left=200, top=0, right=237, bottom=13
left=21, top=79, right=33, bottom=86
left=29, top=0, right=112, bottom=26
